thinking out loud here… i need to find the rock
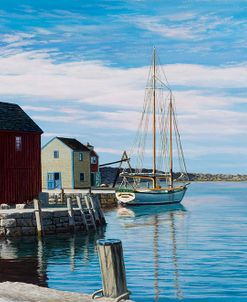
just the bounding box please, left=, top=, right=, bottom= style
left=0, top=204, right=10, bottom=209
left=43, top=225, right=56, bottom=234
left=16, top=204, right=27, bottom=209
left=16, top=218, right=33, bottom=227
left=0, top=227, right=5, bottom=237
left=42, top=211, right=53, bottom=219
left=21, top=227, right=36, bottom=236
left=1, top=218, right=16, bottom=228
left=5, top=227, right=22, bottom=237
left=54, top=211, right=68, bottom=218
left=43, top=218, right=53, bottom=226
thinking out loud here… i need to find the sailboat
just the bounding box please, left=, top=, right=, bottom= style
left=116, top=48, right=190, bottom=206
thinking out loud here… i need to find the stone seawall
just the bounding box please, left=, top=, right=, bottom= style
left=98, top=193, right=117, bottom=208
left=0, top=208, right=91, bottom=238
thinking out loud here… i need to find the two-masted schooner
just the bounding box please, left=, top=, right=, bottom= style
left=116, top=48, right=190, bottom=206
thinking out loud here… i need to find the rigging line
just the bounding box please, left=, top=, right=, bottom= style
left=136, top=89, right=152, bottom=173
left=173, top=111, right=189, bottom=178
left=172, top=106, right=186, bottom=176
left=132, top=89, right=149, bottom=159
left=157, top=91, right=167, bottom=171
left=130, top=62, right=153, bottom=157
left=169, top=94, right=188, bottom=177
left=156, top=53, right=171, bottom=88
left=154, top=77, right=171, bottom=92
left=159, top=100, right=170, bottom=180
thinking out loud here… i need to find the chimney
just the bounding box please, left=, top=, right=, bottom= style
left=87, top=142, right=94, bottom=150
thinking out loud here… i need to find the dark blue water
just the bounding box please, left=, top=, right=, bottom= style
left=0, top=182, right=247, bottom=301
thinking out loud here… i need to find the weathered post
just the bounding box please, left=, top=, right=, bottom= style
left=88, top=195, right=100, bottom=225
left=92, top=239, right=129, bottom=301
left=61, top=188, right=65, bottom=203
left=67, top=197, right=75, bottom=231
left=33, top=199, right=44, bottom=237
left=93, top=195, right=106, bottom=225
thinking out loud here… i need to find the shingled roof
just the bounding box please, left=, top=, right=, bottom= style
left=0, top=102, right=43, bottom=133
left=57, top=137, right=90, bottom=152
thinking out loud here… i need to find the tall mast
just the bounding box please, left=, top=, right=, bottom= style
left=152, top=47, right=157, bottom=188
left=169, top=94, right=174, bottom=188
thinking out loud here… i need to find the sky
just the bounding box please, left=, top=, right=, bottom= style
left=0, top=0, right=246, bottom=173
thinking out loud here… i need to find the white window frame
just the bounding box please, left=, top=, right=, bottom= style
left=54, top=150, right=59, bottom=158
left=79, top=152, right=83, bottom=161
left=15, top=136, right=22, bottom=151
left=91, top=156, right=97, bottom=164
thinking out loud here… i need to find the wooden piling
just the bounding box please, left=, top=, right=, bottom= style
left=67, top=197, right=75, bottom=231
left=61, top=188, right=65, bottom=203
left=33, top=199, right=44, bottom=237
left=93, top=195, right=106, bottom=225
left=96, top=239, right=129, bottom=300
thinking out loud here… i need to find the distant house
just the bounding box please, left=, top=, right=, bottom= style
left=86, top=142, right=100, bottom=187
left=42, top=137, right=100, bottom=190
left=0, top=102, right=43, bottom=204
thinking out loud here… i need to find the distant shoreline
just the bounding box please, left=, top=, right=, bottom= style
left=100, top=167, right=247, bottom=184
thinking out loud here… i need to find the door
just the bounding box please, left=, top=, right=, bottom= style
left=54, top=172, right=61, bottom=189
left=91, top=173, right=95, bottom=186
left=47, top=172, right=61, bottom=189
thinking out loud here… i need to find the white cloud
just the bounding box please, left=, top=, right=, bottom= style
left=21, top=105, right=53, bottom=112
left=0, top=49, right=246, bottom=163
left=122, top=13, right=246, bottom=41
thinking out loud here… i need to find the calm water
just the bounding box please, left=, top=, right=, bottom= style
left=0, top=182, right=247, bottom=301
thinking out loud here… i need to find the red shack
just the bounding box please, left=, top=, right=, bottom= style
left=0, top=102, right=43, bottom=204
left=86, top=143, right=100, bottom=186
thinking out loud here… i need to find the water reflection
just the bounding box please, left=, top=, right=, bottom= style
left=117, top=203, right=186, bottom=218
left=0, top=238, right=48, bottom=286
left=118, top=204, right=186, bottom=301
left=0, top=227, right=106, bottom=287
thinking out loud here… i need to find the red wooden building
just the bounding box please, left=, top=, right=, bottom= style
left=0, top=102, right=43, bottom=204
left=86, top=143, right=100, bottom=186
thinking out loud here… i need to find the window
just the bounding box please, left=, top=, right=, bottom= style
left=91, top=156, right=97, bottom=164
left=54, top=150, right=59, bottom=158
left=15, top=136, right=22, bottom=151
left=79, top=153, right=83, bottom=161
left=80, top=173, right=84, bottom=182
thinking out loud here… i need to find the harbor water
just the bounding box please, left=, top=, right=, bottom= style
left=0, top=182, right=247, bottom=301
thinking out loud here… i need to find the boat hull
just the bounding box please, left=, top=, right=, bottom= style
left=116, top=186, right=187, bottom=206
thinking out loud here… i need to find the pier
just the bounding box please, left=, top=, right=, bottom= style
left=0, top=193, right=108, bottom=238
left=0, top=282, right=133, bottom=302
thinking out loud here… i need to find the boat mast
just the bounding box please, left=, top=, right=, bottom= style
left=152, top=47, right=157, bottom=188
left=169, top=94, right=174, bottom=188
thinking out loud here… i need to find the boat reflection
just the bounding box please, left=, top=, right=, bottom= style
left=117, top=203, right=186, bottom=218
left=118, top=204, right=186, bottom=301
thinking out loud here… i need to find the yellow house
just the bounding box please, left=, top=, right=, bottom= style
left=42, top=137, right=98, bottom=189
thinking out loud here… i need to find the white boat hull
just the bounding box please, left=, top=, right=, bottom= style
left=116, top=186, right=187, bottom=206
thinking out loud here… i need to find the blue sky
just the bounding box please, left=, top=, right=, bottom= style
left=0, top=0, right=247, bottom=173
